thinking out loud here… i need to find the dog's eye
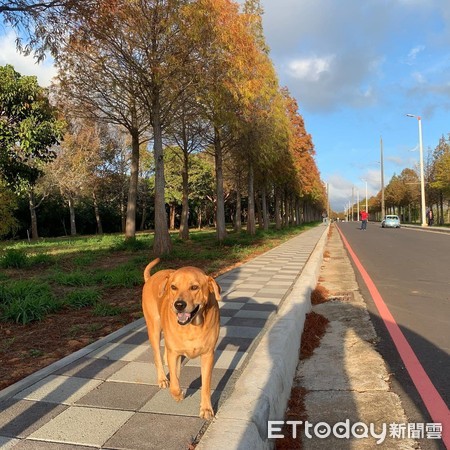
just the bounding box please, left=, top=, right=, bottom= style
left=170, top=285, right=177, bottom=291
left=190, top=285, right=199, bottom=291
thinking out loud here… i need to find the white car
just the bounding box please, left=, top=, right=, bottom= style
left=381, top=215, right=401, bottom=228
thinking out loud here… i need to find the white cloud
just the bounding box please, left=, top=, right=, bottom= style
left=287, top=55, right=333, bottom=82
left=406, top=45, right=425, bottom=64
left=0, top=31, right=57, bottom=87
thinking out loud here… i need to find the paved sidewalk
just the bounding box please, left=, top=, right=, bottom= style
left=0, top=224, right=327, bottom=450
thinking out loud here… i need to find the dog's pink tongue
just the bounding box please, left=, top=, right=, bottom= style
left=178, top=312, right=191, bottom=323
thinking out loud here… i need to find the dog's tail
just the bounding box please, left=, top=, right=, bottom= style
left=143, top=258, right=161, bottom=282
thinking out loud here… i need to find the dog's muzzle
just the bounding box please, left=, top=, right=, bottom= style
left=174, top=300, right=201, bottom=326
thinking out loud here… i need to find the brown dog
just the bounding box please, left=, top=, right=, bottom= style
left=142, top=258, right=221, bottom=419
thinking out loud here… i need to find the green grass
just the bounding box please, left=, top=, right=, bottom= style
left=49, top=269, right=99, bottom=287
left=93, top=302, right=124, bottom=317
left=0, top=280, right=61, bottom=324
left=0, top=222, right=321, bottom=324
left=64, top=288, right=102, bottom=309
left=0, top=249, right=28, bottom=268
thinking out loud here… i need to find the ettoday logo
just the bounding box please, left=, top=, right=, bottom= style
left=268, top=420, right=443, bottom=444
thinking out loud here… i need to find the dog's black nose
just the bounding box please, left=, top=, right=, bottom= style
left=174, top=300, right=187, bottom=311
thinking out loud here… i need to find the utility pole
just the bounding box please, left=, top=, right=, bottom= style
left=381, top=136, right=385, bottom=219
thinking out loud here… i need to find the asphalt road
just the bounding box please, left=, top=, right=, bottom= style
left=336, top=221, right=449, bottom=450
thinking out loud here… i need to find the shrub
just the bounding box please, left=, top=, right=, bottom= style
left=50, top=269, right=97, bottom=287
left=64, top=288, right=101, bottom=309
left=101, top=265, right=142, bottom=288
left=0, top=249, right=28, bottom=269
left=93, top=302, right=123, bottom=317
left=0, top=281, right=60, bottom=324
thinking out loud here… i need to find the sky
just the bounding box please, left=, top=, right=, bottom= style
left=1, top=0, right=450, bottom=212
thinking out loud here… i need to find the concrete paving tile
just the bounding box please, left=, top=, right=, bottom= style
left=53, top=357, right=128, bottom=380
left=225, top=316, right=268, bottom=328
left=75, top=381, right=159, bottom=411
left=220, top=316, right=231, bottom=326
left=185, top=349, right=246, bottom=370
left=110, top=330, right=148, bottom=346
left=248, top=296, right=283, bottom=305
left=133, top=345, right=166, bottom=363
left=256, top=287, right=288, bottom=296
left=218, top=325, right=260, bottom=339
left=0, top=436, right=20, bottom=449
left=220, top=295, right=252, bottom=303
left=89, top=343, right=149, bottom=361
left=107, top=361, right=162, bottom=385
left=218, top=307, right=239, bottom=317
left=140, top=388, right=221, bottom=417
left=0, top=399, right=67, bottom=438
left=272, top=274, right=297, bottom=279
left=178, top=366, right=234, bottom=391
left=103, top=412, right=205, bottom=450
left=216, top=336, right=254, bottom=352
left=231, top=283, right=267, bottom=290
left=223, top=290, right=257, bottom=299
left=14, top=440, right=95, bottom=449
left=27, top=406, right=133, bottom=447
left=234, top=309, right=274, bottom=319
left=241, top=303, right=277, bottom=311
left=13, top=376, right=102, bottom=405
left=218, top=301, right=245, bottom=310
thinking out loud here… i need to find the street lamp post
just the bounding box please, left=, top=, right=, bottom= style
left=356, top=189, right=360, bottom=221
left=361, top=178, right=368, bottom=214
left=380, top=137, right=385, bottom=220
left=406, top=114, right=427, bottom=227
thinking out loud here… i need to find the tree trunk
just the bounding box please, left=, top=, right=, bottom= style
left=179, top=152, right=190, bottom=240
left=197, top=206, right=203, bottom=230
left=275, top=186, right=282, bottom=230
left=235, top=189, right=242, bottom=232
left=439, top=191, right=444, bottom=225
left=169, top=203, right=176, bottom=230
left=261, top=185, right=269, bottom=231
left=92, top=191, right=103, bottom=234
left=125, top=129, right=140, bottom=240
left=140, top=192, right=147, bottom=231
left=28, top=189, right=39, bottom=240
left=247, top=161, right=256, bottom=235
left=214, top=128, right=227, bottom=242
left=256, top=193, right=263, bottom=230
left=152, top=95, right=172, bottom=256
left=68, top=196, right=77, bottom=236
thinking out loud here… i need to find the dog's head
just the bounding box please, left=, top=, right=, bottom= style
left=159, top=266, right=221, bottom=326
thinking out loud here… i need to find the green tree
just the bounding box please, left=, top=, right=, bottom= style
left=0, top=64, right=63, bottom=239
left=0, top=180, right=18, bottom=237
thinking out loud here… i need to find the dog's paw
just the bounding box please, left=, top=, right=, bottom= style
left=171, top=388, right=185, bottom=402
left=199, top=406, right=214, bottom=420
left=158, top=378, right=169, bottom=389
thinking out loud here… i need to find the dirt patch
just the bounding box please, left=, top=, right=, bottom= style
left=275, top=294, right=330, bottom=449
left=310, top=285, right=329, bottom=305
left=0, top=286, right=142, bottom=391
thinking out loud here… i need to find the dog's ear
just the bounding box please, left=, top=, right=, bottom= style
left=158, top=275, right=171, bottom=298
left=208, top=277, right=221, bottom=301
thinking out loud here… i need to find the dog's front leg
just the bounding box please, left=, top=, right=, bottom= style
left=199, top=351, right=215, bottom=419
left=147, top=325, right=169, bottom=389
left=167, top=350, right=184, bottom=402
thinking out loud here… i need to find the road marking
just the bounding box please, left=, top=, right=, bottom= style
left=336, top=225, right=450, bottom=447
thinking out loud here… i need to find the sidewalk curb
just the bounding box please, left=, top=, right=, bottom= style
left=197, top=225, right=329, bottom=450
